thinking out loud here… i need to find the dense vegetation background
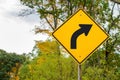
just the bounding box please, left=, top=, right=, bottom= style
left=0, top=0, right=120, bottom=80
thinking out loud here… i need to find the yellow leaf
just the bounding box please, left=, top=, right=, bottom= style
left=37, top=41, right=59, bottom=54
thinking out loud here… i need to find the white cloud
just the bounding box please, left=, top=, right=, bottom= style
left=0, top=0, right=47, bottom=54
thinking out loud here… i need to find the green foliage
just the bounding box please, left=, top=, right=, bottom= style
left=19, top=0, right=120, bottom=80
left=19, top=53, right=78, bottom=80
left=20, top=0, right=111, bottom=30
left=82, top=66, right=119, bottom=80
left=19, top=40, right=120, bottom=80
left=82, top=51, right=120, bottom=80
left=0, top=49, right=25, bottom=80
left=19, top=40, right=78, bottom=80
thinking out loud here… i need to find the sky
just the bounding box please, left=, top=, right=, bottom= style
left=0, top=0, right=48, bottom=54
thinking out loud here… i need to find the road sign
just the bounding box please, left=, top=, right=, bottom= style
left=52, top=9, right=109, bottom=64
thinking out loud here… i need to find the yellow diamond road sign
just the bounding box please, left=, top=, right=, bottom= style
left=52, top=9, right=109, bottom=64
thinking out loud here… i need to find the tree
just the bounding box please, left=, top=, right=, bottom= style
left=0, top=49, right=25, bottom=80
left=20, top=0, right=120, bottom=64
left=19, top=40, right=78, bottom=80
left=19, top=0, right=120, bottom=79
left=20, top=0, right=111, bottom=31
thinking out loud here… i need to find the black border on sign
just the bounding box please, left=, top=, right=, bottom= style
left=52, top=9, right=109, bottom=64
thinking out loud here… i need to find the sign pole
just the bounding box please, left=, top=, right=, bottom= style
left=78, top=64, right=82, bottom=80
left=53, top=9, right=109, bottom=80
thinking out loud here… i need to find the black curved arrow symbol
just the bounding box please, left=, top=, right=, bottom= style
left=71, top=24, right=92, bottom=49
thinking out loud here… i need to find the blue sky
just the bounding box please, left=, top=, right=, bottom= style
left=0, top=0, right=48, bottom=54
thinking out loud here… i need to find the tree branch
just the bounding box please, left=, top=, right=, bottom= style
left=44, top=17, right=55, bottom=30
left=110, top=0, right=120, bottom=4
left=109, top=34, right=118, bottom=53
left=107, top=2, right=115, bottom=34
left=37, top=4, right=55, bottom=30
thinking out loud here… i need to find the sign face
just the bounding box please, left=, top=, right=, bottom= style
left=52, top=9, right=109, bottom=64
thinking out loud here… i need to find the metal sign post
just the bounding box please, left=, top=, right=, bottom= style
left=78, top=64, right=82, bottom=80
